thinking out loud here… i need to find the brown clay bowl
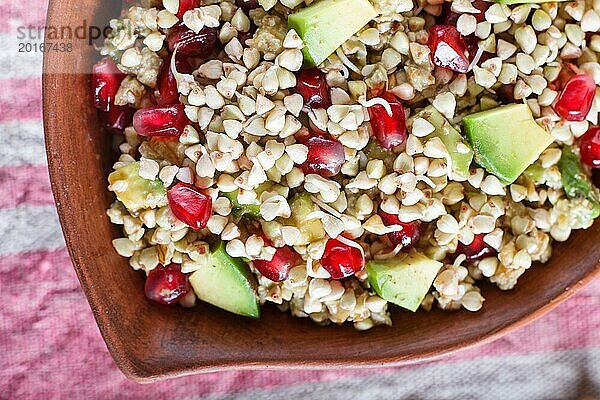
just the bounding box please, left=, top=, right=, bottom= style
left=42, top=0, right=600, bottom=383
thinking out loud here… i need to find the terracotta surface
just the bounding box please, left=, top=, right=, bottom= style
left=42, top=0, right=600, bottom=383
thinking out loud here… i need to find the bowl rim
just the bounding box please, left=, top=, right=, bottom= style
left=41, top=0, right=600, bottom=383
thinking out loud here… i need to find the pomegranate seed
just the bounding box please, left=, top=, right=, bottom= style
left=175, top=0, right=201, bottom=18
left=133, top=104, right=189, bottom=137
left=299, top=133, right=345, bottom=178
left=554, top=74, right=596, bottom=122
left=320, top=238, right=364, bottom=280
left=155, top=57, right=193, bottom=106
left=379, top=210, right=422, bottom=249
left=167, top=24, right=219, bottom=57
left=253, top=245, right=300, bottom=282
left=101, top=105, right=134, bottom=133
left=295, top=68, right=331, bottom=109
left=252, top=235, right=300, bottom=282
left=145, top=263, right=191, bottom=305
left=456, top=234, right=496, bottom=262
left=368, top=91, right=407, bottom=149
left=580, top=127, right=600, bottom=169
left=440, top=0, right=488, bottom=25
left=235, top=0, right=259, bottom=11
left=427, top=25, right=470, bottom=73
left=167, top=182, right=213, bottom=229
left=92, top=58, right=125, bottom=112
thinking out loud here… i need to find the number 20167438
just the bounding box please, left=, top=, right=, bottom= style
left=18, top=42, right=73, bottom=53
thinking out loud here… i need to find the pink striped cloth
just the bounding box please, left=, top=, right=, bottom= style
left=1, top=1, right=600, bottom=398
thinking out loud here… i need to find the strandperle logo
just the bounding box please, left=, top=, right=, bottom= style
left=16, top=19, right=133, bottom=47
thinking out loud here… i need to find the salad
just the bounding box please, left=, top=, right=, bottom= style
left=96, top=0, right=600, bottom=329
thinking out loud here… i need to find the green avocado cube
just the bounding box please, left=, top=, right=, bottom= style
left=288, top=0, right=376, bottom=66
left=463, top=104, right=554, bottom=185
left=189, top=241, right=260, bottom=319
left=289, top=193, right=326, bottom=245
left=366, top=252, right=442, bottom=312
left=108, top=162, right=167, bottom=212
left=364, top=138, right=393, bottom=161
left=524, top=163, right=545, bottom=183
left=224, top=183, right=284, bottom=218
left=414, top=106, right=474, bottom=181
left=223, top=190, right=261, bottom=218
left=558, top=146, right=600, bottom=219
